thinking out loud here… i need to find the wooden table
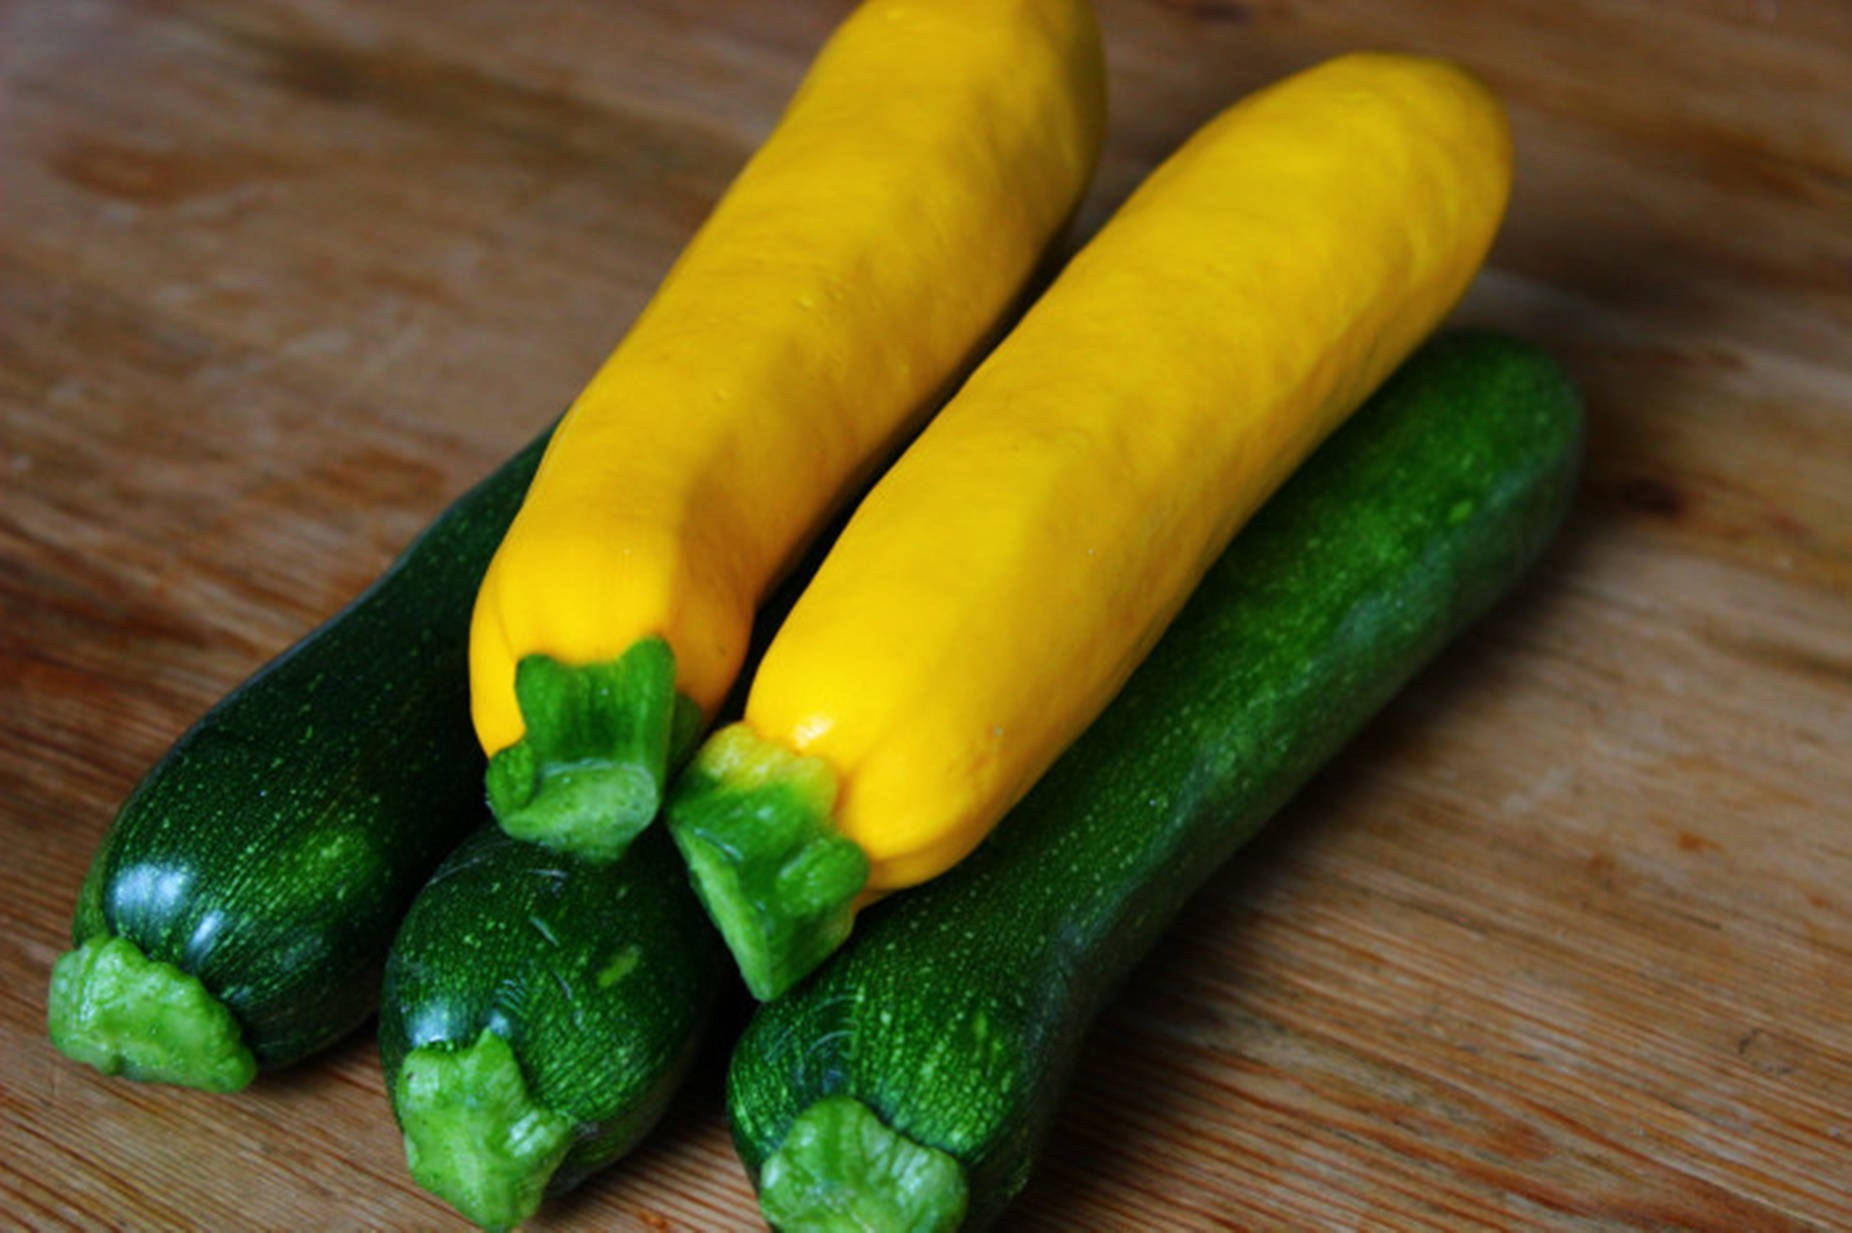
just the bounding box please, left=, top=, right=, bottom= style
left=4, top=1, right=1847, bottom=1227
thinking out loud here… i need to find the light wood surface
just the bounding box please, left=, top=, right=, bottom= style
left=3, top=1, right=1848, bottom=1228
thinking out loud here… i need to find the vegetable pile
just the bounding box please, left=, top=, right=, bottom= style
left=45, top=2, right=1582, bottom=1229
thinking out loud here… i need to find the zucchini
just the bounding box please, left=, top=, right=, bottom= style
left=47, top=428, right=550, bottom=1091
left=668, top=51, right=1513, bottom=1001
left=725, top=332, right=1584, bottom=1230
left=470, top=0, right=1106, bottom=865
left=378, top=825, right=726, bottom=1229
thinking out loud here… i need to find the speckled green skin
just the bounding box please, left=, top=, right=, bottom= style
left=379, top=824, right=727, bottom=1218
left=57, top=428, right=550, bottom=1077
left=727, top=333, right=1584, bottom=1230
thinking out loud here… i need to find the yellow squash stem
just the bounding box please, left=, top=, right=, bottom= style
left=669, top=52, right=1514, bottom=999
left=469, top=0, right=1107, bottom=861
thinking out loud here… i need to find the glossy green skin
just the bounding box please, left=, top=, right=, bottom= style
left=70, top=428, right=549, bottom=1068
left=727, top=332, right=1584, bottom=1229
left=379, top=824, right=727, bottom=1196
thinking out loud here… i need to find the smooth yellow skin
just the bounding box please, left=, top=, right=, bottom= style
left=470, top=0, right=1107, bottom=755
left=741, top=53, right=1514, bottom=891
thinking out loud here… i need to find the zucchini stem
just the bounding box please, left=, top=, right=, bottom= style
left=758, top=1095, right=968, bottom=1233
left=666, top=724, right=867, bottom=1000
left=485, top=639, right=700, bottom=864
left=395, top=1028, right=575, bottom=1231
left=47, top=935, right=257, bottom=1093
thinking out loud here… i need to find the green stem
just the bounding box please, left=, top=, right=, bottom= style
left=485, top=638, right=700, bottom=864
left=47, top=936, right=257, bottom=1093
left=395, top=1028, right=576, bottom=1231
left=758, top=1095, right=968, bottom=1233
left=666, top=724, right=868, bottom=1000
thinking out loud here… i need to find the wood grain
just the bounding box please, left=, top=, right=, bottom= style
left=3, top=1, right=1848, bottom=1228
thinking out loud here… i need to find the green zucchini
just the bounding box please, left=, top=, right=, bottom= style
left=378, top=824, right=727, bottom=1229
left=47, top=428, right=551, bottom=1091
left=725, top=331, right=1584, bottom=1230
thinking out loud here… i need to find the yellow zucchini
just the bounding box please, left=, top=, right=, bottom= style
left=469, top=0, right=1106, bottom=861
left=668, top=52, right=1513, bottom=998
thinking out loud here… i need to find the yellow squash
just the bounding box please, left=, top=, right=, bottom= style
left=668, top=52, right=1514, bottom=998
left=469, top=0, right=1106, bottom=861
